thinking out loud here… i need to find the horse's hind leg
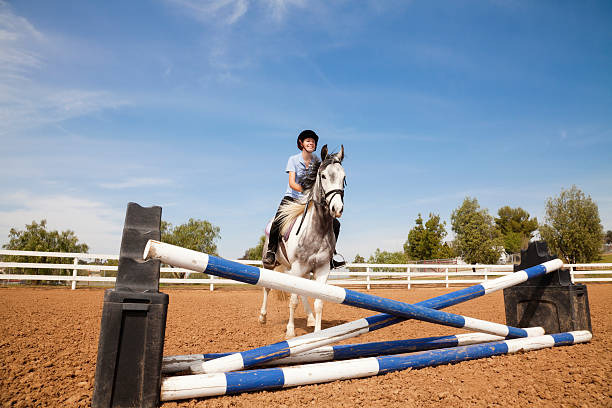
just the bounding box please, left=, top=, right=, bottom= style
left=286, top=293, right=299, bottom=338
left=300, top=295, right=316, bottom=327
left=259, top=287, right=270, bottom=324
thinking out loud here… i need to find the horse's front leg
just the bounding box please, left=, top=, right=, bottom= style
left=259, top=287, right=270, bottom=324
left=300, top=295, right=316, bottom=327
left=286, top=293, right=299, bottom=338
left=313, top=266, right=331, bottom=332
left=286, top=263, right=307, bottom=338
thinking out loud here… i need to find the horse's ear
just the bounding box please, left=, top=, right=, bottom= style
left=321, top=144, right=328, bottom=161
left=337, top=145, right=344, bottom=162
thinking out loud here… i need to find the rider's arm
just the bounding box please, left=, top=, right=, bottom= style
left=288, top=171, right=303, bottom=193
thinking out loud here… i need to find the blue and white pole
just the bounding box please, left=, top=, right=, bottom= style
left=144, top=241, right=551, bottom=337
left=160, top=331, right=592, bottom=401
left=144, top=240, right=562, bottom=373
left=162, top=329, right=544, bottom=374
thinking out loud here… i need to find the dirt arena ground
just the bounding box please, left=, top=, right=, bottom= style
left=0, top=284, right=610, bottom=407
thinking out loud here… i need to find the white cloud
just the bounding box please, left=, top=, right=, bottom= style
left=0, top=84, right=128, bottom=136
left=266, top=0, right=306, bottom=21
left=99, top=177, right=174, bottom=189
left=0, top=1, right=45, bottom=72
left=166, top=0, right=250, bottom=24
left=0, top=191, right=125, bottom=254
left=0, top=1, right=127, bottom=136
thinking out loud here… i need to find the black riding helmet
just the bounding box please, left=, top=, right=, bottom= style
left=297, top=129, right=319, bottom=150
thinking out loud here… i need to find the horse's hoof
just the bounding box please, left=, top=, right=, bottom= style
left=307, top=315, right=315, bottom=327
left=258, top=314, right=267, bottom=324
left=285, top=329, right=296, bottom=339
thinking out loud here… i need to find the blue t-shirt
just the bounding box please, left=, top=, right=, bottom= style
left=284, top=152, right=319, bottom=200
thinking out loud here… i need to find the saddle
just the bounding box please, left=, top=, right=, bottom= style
left=265, top=217, right=298, bottom=266
left=265, top=217, right=298, bottom=243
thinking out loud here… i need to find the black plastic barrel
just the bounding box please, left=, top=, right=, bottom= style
left=503, top=241, right=592, bottom=333
left=92, top=203, right=168, bottom=408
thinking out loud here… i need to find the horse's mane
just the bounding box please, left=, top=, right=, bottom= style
left=278, top=152, right=341, bottom=234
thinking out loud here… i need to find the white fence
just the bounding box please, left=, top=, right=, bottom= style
left=1, top=250, right=611, bottom=291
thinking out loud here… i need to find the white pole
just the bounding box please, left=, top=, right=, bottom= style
left=71, top=257, right=77, bottom=290
left=160, top=331, right=592, bottom=401
left=445, top=267, right=449, bottom=288
left=144, top=241, right=560, bottom=340
left=366, top=267, right=371, bottom=291
left=407, top=266, right=411, bottom=289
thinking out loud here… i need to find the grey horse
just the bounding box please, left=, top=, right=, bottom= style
left=259, top=145, right=346, bottom=338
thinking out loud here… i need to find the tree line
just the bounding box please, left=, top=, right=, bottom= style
left=1, top=186, right=608, bottom=270
left=358, top=186, right=604, bottom=264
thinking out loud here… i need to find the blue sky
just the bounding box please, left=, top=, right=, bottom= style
left=1, top=0, right=611, bottom=259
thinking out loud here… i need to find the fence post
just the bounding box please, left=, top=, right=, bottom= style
left=407, top=266, right=411, bottom=289
left=570, top=265, right=574, bottom=284
left=71, top=257, right=78, bottom=290
left=209, top=274, right=215, bottom=291
left=484, top=267, right=488, bottom=281
left=445, top=267, right=449, bottom=288
left=366, top=267, right=371, bottom=291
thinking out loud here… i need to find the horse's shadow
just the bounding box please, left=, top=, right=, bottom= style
left=292, top=317, right=349, bottom=330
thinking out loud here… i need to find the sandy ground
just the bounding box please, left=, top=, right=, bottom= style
left=0, top=285, right=610, bottom=407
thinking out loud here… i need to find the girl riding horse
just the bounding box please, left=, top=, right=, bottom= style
left=260, top=135, right=346, bottom=337
left=263, top=129, right=344, bottom=270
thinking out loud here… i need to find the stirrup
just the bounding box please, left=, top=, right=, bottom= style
left=330, top=253, right=346, bottom=269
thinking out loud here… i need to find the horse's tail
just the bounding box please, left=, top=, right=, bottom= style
left=274, top=289, right=289, bottom=301
left=278, top=200, right=312, bottom=235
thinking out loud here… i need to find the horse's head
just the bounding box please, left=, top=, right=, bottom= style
left=318, top=144, right=345, bottom=218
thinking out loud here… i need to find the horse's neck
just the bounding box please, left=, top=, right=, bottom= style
left=304, top=189, right=333, bottom=233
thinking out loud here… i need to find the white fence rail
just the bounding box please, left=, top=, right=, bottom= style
left=1, top=250, right=611, bottom=290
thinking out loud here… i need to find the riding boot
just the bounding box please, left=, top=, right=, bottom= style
left=263, top=230, right=279, bottom=269
left=264, top=206, right=285, bottom=269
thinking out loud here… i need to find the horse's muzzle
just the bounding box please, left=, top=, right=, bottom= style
left=331, top=201, right=343, bottom=218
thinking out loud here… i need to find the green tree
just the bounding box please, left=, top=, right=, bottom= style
left=451, top=197, right=503, bottom=264
left=367, top=249, right=409, bottom=272
left=605, top=230, right=612, bottom=245
left=347, top=254, right=367, bottom=273
left=436, top=242, right=457, bottom=259
left=367, top=248, right=409, bottom=264
left=1, top=220, right=89, bottom=275
left=404, top=213, right=454, bottom=260
left=494, top=206, right=538, bottom=254
left=161, top=218, right=221, bottom=255
left=241, top=235, right=266, bottom=260
left=539, top=186, right=604, bottom=263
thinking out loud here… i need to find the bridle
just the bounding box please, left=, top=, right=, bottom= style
left=296, top=160, right=345, bottom=235
left=319, top=168, right=345, bottom=207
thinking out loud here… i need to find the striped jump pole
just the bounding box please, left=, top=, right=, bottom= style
left=160, top=331, right=592, bottom=401
left=145, top=241, right=561, bottom=373
left=144, top=241, right=562, bottom=371
left=145, top=242, right=561, bottom=366
left=162, top=329, right=544, bottom=374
